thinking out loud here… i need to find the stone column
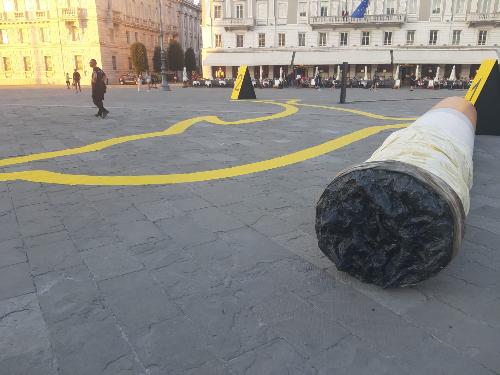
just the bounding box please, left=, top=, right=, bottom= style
left=203, top=65, right=212, bottom=78
left=469, top=0, right=479, bottom=13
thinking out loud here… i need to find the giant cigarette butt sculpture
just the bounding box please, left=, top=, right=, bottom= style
left=316, top=97, right=477, bottom=288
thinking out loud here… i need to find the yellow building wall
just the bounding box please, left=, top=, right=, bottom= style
left=0, top=0, right=199, bottom=85
left=0, top=1, right=102, bottom=85
left=93, top=0, right=164, bottom=84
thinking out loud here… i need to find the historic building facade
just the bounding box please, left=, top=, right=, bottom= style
left=178, top=0, right=202, bottom=58
left=0, top=0, right=201, bottom=85
left=201, top=0, right=499, bottom=82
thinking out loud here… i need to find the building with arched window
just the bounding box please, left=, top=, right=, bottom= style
left=201, top=0, right=499, bottom=82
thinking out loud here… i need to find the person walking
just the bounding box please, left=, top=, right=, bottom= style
left=73, top=69, right=81, bottom=93
left=89, top=59, right=109, bottom=118
left=409, top=73, right=416, bottom=91
left=370, top=74, right=380, bottom=91
left=314, top=71, right=322, bottom=89
left=65, top=73, right=71, bottom=89
left=137, top=73, right=143, bottom=92
left=146, top=72, right=152, bottom=91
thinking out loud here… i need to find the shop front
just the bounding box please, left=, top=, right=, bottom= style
left=375, top=64, right=393, bottom=79
left=399, top=64, right=417, bottom=85
left=355, top=64, right=371, bottom=79
left=212, top=66, right=226, bottom=79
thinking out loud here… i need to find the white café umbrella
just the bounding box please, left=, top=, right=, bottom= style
left=415, top=65, right=420, bottom=79
left=363, top=65, right=368, bottom=81
left=394, top=65, right=400, bottom=80
left=182, top=67, right=188, bottom=82
left=449, top=65, right=457, bottom=81
left=279, top=66, right=283, bottom=81
left=260, top=65, right=263, bottom=81
left=337, top=65, right=341, bottom=79
left=434, top=66, right=440, bottom=81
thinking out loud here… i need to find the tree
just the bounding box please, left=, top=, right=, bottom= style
left=152, top=46, right=161, bottom=73
left=130, top=42, right=149, bottom=74
left=184, top=48, right=197, bottom=78
left=166, top=40, right=184, bottom=72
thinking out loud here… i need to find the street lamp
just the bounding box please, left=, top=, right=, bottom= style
left=159, top=0, right=170, bottom=91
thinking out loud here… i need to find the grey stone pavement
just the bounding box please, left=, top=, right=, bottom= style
left=0, top=85, right=499, bottom=375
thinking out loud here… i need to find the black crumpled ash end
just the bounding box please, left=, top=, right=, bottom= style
left=315, top=161, right=463, bottom=288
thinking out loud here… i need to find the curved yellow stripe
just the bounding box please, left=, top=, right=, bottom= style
left=296, top=103, right=418, bottom=121
left=0, top=100, right=298, bottom=168
left=0, top=124, right=409, bottom=185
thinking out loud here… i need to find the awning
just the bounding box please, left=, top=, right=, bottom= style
left=393, top=49, right=499, bottom=64
left=203, top=51, right=294, bottom=66
left=203, top=48, right=499, bottom=66
left=294, top=49, right=391, bottom=65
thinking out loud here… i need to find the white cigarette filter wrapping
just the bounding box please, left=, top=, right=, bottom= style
left=366, top=108, right=475, bottom=214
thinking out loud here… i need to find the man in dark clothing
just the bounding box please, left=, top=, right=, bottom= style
left=89, top=59, right=109, bottom=118
left=73, top=69, right=81, bottom=93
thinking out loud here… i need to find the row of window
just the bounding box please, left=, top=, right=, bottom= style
left=0, top=27, right=193, bottom=48
left=212, top=0, right=485, bottom=20
left=215, top=29, right=489, bottom=48
left=0, top=27, right=50, bottom=44
left=1, top=55, right=84, bottom=72
left=125, top=29, right=159, bottom=45
left=1, top=54, right=123, bottom=74
left=0, top=27, right=83, bottom=44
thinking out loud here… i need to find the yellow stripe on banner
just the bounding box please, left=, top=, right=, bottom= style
left=0, top=124, right=410, bottom=185
left=231, top=65, right=247, bottom=100
left=465, top=59, right=496, bottom=105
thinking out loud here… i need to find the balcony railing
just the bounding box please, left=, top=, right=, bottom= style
left=61, top=8, right=86, bottom=20
left=112, top=11, right=122, bottom=23
left=309, top=14, right=405, bottom=27
left=467, top=12, right=500, bottom=25
left=0, top=10, right=50, bottom=22
left=36, top=10, right=49, bottom=19
left=213, top=17, right=255, bottom=30
left=14, top=11, right=25, bottom=20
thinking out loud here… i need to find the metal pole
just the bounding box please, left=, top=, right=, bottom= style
left=339, top=61, right=348, bottom=104
left=159, top=0, right=170, bottom=91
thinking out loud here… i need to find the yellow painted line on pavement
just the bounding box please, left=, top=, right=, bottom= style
left=0, top=100, right=298, bottom=168
left=0, top=99, right=414, bottom=186
left=296, top=102, right=418, bottom=121
left=0, top=123, right=409, bottom=185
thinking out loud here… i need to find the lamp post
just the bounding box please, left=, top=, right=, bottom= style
left=159, top=0, right=170, bottom=91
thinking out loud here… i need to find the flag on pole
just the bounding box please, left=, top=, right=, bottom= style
left=351, top=0, right=369, bottom=18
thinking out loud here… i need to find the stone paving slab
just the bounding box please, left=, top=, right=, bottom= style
left=0, top=86, right=499, bottom=374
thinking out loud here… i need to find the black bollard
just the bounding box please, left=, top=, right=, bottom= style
left=339, top=61, right=348, bottom=104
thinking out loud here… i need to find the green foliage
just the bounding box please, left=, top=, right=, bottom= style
left=184, top=48, right=197, bottom=73
left=167, top=40, right=184, bottom=71
left=153, top=46, right=161, bottom=73
left=130, top=42, right=149, bottom=74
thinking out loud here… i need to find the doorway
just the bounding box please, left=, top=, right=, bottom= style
left=399, top=64, right=416, bottom=86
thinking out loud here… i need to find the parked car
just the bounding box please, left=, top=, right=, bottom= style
left=119, top=73, right=139, bottom=85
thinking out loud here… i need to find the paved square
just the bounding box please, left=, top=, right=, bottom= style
left=1, top=86, right=499, bottom=375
